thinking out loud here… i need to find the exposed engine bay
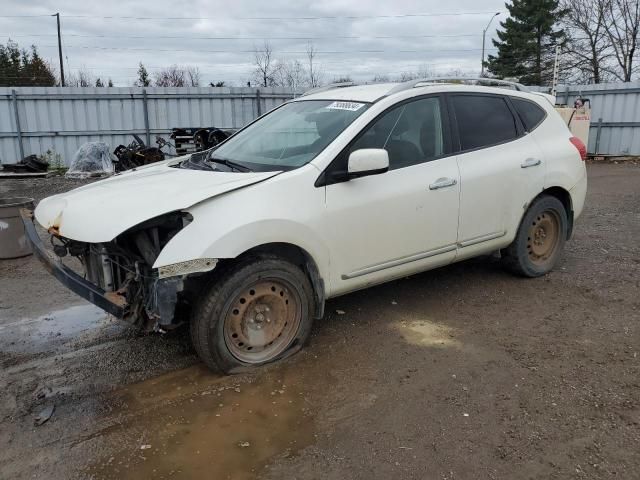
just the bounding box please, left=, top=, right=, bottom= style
left=49, top=212, right=194, bottom=331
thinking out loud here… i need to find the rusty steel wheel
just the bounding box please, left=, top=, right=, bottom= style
left=191, top=256, right=314, bottom=373
left=223, top=279, right=302, bottom=364
left=502, top=195, right=568, bottom=277
left=526, top=209, right=561, bottom=266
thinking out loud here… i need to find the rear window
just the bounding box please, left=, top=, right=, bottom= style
left=512, top=98, right=546, bottom=132
left=451, top=95, right=518, bottom=151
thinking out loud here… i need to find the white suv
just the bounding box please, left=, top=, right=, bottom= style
left=25, top=79, right=588, bottom=373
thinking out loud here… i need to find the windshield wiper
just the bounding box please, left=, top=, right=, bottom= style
left=207, top=156, right=252, bottom=172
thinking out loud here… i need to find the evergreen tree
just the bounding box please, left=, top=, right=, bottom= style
left=135, top=62, right=151, bottom=87
left=107, top=78, right=114, bottom=87
left=487, top=0, right=567, bottom=85
left=0, top=40, right=56, bottom=86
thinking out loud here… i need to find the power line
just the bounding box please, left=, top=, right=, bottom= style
left=55, top=11, right=504, bottom=21
left=0, top=10, right=500, bottom=85
left=0, top=15, right=52, bottom=18
left=7, top=33, right=484, bottom=40
left=4, top=32, right=600, bottom=44
left=38, top=45, right=497, bottom=54
left=68, top=59, right=474, bottom=71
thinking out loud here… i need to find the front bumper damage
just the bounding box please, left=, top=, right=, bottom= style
left=21, top=208, right=198, bottom=330
left=21, top=208, right=127, bottom=318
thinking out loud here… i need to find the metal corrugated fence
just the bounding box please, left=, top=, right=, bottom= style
left=530, top=81, right=640, bottom=155
left=3, top=83, right=640, bottom=163
left=0, top=86, right=296, bottom=165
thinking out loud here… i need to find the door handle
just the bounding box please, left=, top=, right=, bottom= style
left=429, top=177, right=457, bottom=190
left=521, top=158, right=542, bottom=168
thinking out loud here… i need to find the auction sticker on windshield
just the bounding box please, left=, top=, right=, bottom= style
left=326, top=101, right=365, bottom=111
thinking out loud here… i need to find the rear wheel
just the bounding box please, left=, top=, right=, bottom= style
left=191, top=256, right=314, bottom=373
left=502, top=195, right=568, bottom=277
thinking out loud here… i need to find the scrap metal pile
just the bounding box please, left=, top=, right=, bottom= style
left=1, top=154, right=49, bottom=174
left=112, top=135, right=167, bottom=172
left=0, top=126, right=232, bottom=179
left=171, top=127, right=231, bottom=156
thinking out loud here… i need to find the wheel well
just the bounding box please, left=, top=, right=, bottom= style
left=539, top=186, right=574, bottom=239
left=227, top=242, right=325, bottom=319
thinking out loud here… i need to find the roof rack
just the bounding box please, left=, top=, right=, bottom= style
left=386, top=77, right=529, bottom=96
left=300, top=82, right=357, bottom=97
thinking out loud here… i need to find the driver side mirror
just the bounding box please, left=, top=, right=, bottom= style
left=347, top=149, right=389, bottom=179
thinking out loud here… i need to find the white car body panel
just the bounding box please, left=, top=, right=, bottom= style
left=153, top=165, right=332, bottom=285
left=34, top=159, right=281, bottom=242
left=454, top=132, right=547, bottom=262
left=570, top=169, right=588, bottom=219
left=323, top=157, right=460, bottom=296
left=34, top=81, right=588, bottom=306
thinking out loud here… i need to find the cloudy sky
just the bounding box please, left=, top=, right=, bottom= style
left=1, top=0, right=507, bottom=86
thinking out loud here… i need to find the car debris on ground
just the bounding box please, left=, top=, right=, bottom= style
left=1, top=154, right=50, bottom=178
left=34, top=404, right=55, bottom=426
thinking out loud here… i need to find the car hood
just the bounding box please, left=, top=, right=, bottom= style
left=35, top=158, right=281, bottom=242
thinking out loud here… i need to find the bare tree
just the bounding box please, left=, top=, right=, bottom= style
left=602, top=0, right=640, bottom=81
left=67, top=68, right=95, bottom=87
left=441, top=68, right=468, bottom=77
left=306, top=42, right=323, bottom=87
left=274, top=59, right=306, bottom=89
left=186, top=66, right=201, bottom=86
left=252, top=41, right=278, bottom=87
left=395, top=64, right=436, bottom=82
left=397, top=71, right=418, bottom=82
left=154, top=65, right=186, bottom=87
left=371, top=74, right=390, bottom=82
left=562, top=0, right=613, bottom=83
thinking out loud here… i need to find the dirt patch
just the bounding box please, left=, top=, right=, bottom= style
left=0, top=175, right=93, bottom=203
left=0, top=163, right=639, bottom=479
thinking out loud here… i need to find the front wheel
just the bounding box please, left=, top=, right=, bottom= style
left=191, top=256, right=314, bottom=373
left=502, top=195, right=568, bottom=277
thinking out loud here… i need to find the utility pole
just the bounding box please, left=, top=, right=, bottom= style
left=54, top=13, right=65, bottom=86
left=481, top=12, right=500, bottom=76
left=551, top=45, right=560, bottom=99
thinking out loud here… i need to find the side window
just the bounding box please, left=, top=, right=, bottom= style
left=451, top=95, right=518, bottom=151
left=350, top=97, right=444, bottom=170
left=511, top=98, right=546, bottom=132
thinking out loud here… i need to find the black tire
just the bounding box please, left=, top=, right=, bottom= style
left=191, top=256, right=314, bottom=373
left=502, top=195, right=568, bottom=277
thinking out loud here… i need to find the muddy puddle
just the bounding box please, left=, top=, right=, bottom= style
left=85, top=364, right=316, bottom=479
left=0, top=303, right=119, bottom=355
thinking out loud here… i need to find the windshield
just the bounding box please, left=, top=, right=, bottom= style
left=210, top=100, right=370, bottom=171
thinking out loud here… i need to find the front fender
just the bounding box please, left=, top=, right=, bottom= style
left=153, top=163, right=329, bottom=286
left=153, top=217, right=330, bottom=285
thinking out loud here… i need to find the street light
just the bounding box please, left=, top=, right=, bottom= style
left=481, top=12, right=501, bottom=76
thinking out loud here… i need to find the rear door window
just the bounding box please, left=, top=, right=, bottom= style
left=511, top=98, right=546, bottom=132
left=451, top=95, right=518, bottom=151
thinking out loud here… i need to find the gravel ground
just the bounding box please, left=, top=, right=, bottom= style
left=0, top=163, right=638, bottom=479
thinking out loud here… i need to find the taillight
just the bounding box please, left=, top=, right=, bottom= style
left=569, top=136, right=587, bottom=161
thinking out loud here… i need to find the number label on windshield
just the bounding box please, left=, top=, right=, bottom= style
left=326, top=101, right=365, bottom=112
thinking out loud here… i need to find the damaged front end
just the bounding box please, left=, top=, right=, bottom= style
left=22, top=209, right=214, bottom=331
